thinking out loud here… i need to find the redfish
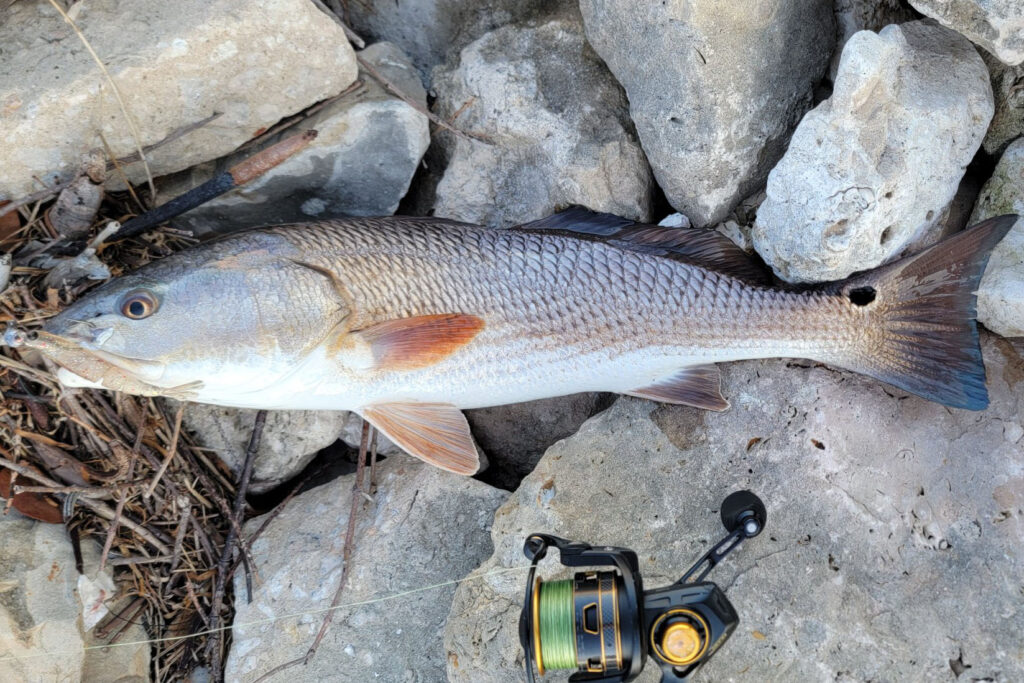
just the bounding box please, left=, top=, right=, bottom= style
left=8, top=208, right=1016, bottom=474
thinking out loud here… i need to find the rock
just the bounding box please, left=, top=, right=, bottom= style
left=431, top=18, right=654, bottom=228
left=466, top=393, right=613, bottom=490
left=830, top=0, right=917, bottom=79
left=347, top=0, right=572, bottom=78
left=970, top=137, right=1024, bottom=337
left=0, top=0, right=357, bottom=201
left=445, top=333, right=1024, bottom=682
left=909, top=0, right=1024, bottom=65
left=982, top=51, right=1024, bottom=156
left=752, top=22, right=994, bottom=283
left=578, top=0, right=834, bottom=227
left=224, top=455, right=507, bottom=682
left=160, top=42, right=430, bottom=236
left=0, top=511, right=149, bottom=682
left=176, top=402, right=347, bottom=494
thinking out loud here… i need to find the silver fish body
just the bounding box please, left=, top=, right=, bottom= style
left=20, top=209, right=1017, bottom=473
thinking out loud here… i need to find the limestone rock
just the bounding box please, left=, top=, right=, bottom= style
left=830, top=0, right=917, bottom=79
left=909, top=0, right=1024, bottom=65
left=431, top=19, right=654, bottom=228
left=466, top=393, right=612, bottom=490
left=982, top=51, right=1024, bottom=156
left=752, top=22, right=994, bottom=283
left=445, top=334, right=1024, bottom=682
left=0, top=512, right=149, bottom=682
left=0, top=0, right=357, bottom=201
left=970, top=137, right=1024, bottom=337
left=579, top=0, right=834, bottom=227
left=176, top=402, right=346, bottom=494
left=224, top=456, right=507, bottom=682
left=347, top=0, right=572, bottom=77
left=161, top=42, right=429, bottom=236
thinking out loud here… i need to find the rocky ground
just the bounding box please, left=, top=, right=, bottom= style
left=0, top=0, right=1022, bottom=682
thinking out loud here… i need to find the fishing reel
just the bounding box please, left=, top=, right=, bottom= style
left=518, top=490, right=766, bottom=682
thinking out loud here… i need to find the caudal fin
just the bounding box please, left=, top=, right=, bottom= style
left=837, top=215, right=1017, bottom=410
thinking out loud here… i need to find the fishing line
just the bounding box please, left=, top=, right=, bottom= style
left=0, top=565, right=529, bottom=663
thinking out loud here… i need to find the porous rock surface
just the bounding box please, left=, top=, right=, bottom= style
left=161, top=42, right=429, bottom=236
left=347, top=0, right=572, bottom=78
left=982, top=51, right=1024, bottom=156
left=830, top=0, right=917, bottom=79
left=174, top=402, right=347, bottom=495
left=971, top=136, right=1024, bottom=338
left=224, top=456, right=507, bottom=682
left=579, top=0, right=834, bottom=227
left=0, top=511, right=149, bottom=682
left=445, top=334, right=1024, bottom=682
left=909, top=0, right=1024, bottom=65
left=431, top=18, right=654, bottom=228
left=0, top=0, right=357, bottom=200
left=753, top=21, right=994, bottom=283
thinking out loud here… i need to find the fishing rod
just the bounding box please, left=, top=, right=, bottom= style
left=518, top=490, right=767, bottom=682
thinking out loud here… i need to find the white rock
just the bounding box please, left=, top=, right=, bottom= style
left=753, top=22, right=994, bottom=283
left=160, top=42, right=430, bottom=236
left=830, top=0, right=916, bottom=79
left=909, top=0, right=1024, bottom=65
left=579, top=0, right=835, bottom=227
left=657, top=213, right=691, bottom=229
left=970, top=137, right=1024, bottom=337
left=445, top=333, right=1024, bottom=681
left=431, top=18, right=654, bottom=228
left=225, top=456, right=507, bottom=681
left=0, top=512, right=149, bottom=682
left=0, top=0, right=357, bottom=200
left=347, top=0, right=573, bottom=76
left=982, top=51, right=1024, bottom=156
left=175, top=402, right=347, bottom=494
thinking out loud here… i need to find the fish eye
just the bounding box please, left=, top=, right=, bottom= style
left=119, top=290, right=159, bottom=320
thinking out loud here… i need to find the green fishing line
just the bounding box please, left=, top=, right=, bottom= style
left=538, top=579, right=577, bottom=670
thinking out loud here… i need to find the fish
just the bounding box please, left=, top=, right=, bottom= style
left=7, top=207, right=1017, bottom=475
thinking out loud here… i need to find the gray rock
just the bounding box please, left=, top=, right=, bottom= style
left=445, top=333, right=1024, bottom=682
left=830, top=0, right=917, bottom=79
left=431, top=18, right=654, bottom=228
left=224, top=455, right=507, bottom=682
left=347, top=0, right=572, bottom=78
left=176, top=402, right=347, bottom=494
left=0, top=0, right=356, bottom=201
left=160, top=42, right=430, bottom=236
left=982, top=51, right=1024, bottom=156
left=752, top=22, right=994, bottom=283
left=0, top=512, right=149, bottom=682
left=909, top=0, right=1024, bottom=65
left=579, top=0, right=834, bottom=227
left=466, top=393, right=613, bottom=489
left=970, top=137, right=1024, bottom=337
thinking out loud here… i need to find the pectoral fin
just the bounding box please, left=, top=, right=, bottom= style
left=361, top=402, right=480, bottom=475
left=355, top=314, right=485, bottom=371
left=626, top=365, right=729, bottom=411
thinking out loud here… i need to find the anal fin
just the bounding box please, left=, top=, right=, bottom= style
left=626, top=365, right=729, bottom=411
left=361, top=402, right=480, bottom=475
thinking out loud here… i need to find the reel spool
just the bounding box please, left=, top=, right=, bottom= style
left=518, top=490, right=766, bottom=682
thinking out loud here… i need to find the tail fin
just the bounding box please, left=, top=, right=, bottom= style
left=836, top=214, right=1017, bottom=410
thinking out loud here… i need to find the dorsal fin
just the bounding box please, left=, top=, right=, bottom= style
left=515, top=206, right=772, bottom=285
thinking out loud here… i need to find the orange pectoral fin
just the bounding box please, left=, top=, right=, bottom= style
left=355, top=314, right=485, bottom=371
left=361, top=402, right=480, bottom=475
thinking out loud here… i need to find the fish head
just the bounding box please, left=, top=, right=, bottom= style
left=35, top=234, right=349, bottom=398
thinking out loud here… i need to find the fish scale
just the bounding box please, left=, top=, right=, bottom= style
left=20, top=210, right=1016, bottom=474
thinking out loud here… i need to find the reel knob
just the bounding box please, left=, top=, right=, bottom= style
left=720, top=490, right=766, bottom=538
left=661, top=622, right=702, bottom=665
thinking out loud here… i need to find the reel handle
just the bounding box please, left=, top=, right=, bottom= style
left=675, top=491, right=765, bottom=586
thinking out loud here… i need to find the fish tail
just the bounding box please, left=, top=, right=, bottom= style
left=834, top=215, right=1017, bottom=410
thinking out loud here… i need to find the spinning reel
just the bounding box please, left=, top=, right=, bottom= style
left=518, top=491, right=766, bottom=682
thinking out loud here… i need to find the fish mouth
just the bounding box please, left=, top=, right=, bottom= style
left=6, top=324, right=168, bottom=388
